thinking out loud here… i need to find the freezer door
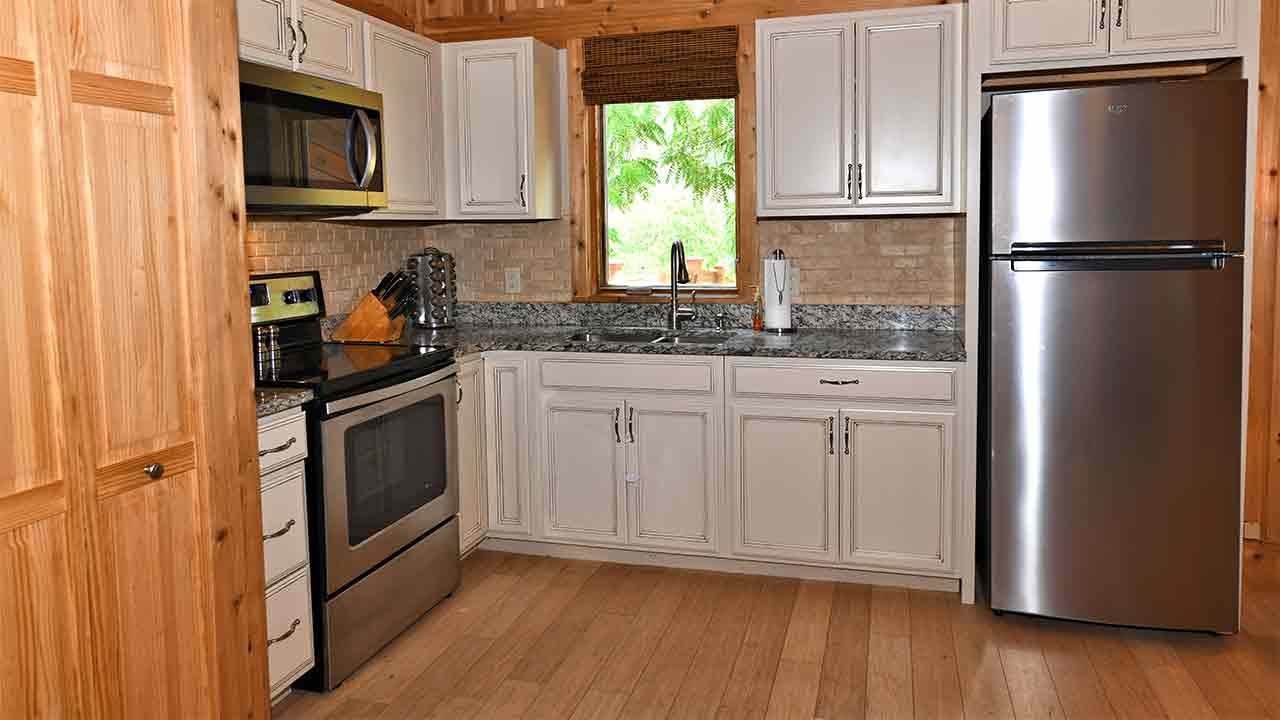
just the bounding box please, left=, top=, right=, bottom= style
left=988, top=257, right=1242, bottom=632
left=989, top=80, right=1247, bottom=255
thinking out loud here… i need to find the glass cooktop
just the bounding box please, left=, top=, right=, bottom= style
left=256, top=342, right=454, bottom=398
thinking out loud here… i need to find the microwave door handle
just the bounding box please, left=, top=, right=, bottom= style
left=345, top=111, right=361, bottom=187
left=355, top=109, right=377, bottom=190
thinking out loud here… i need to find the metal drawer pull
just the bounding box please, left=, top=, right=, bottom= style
left=627, top=407, right=635, bottom=444
left=1098, top=0, right=1106, bottom=30
left=819, top=378, right=860, bottom=386
left=143, top=463, right=165, bottom=479
left=846, top=163, right=853, bottom=199
left=263, top=518, right=296, bottom=541
left=844, top=417, right=851, bottom=455
left=259, top=436, right=297, bottom=457
left=285, top=18, right=297, bottom=60
left=267, top=618, right=301, bottom=647
left=826, top=417, right=835, bottom=455
left=297, top=20, right=308, bottom=62
left=613, top=408, right=621, bottom=443
left=1115, top=0, right=1123, bottom=27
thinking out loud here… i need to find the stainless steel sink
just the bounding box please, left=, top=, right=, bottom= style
left=566, top=329, right=666, bottom=343
left=650, top=333, right=735, bottom=346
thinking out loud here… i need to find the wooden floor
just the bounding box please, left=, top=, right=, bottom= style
left=274, top=544, right=1280, bottom=719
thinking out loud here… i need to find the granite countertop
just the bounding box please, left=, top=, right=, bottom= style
left=405, top=325, right=966, bottom=363
left=255, top=388, right=314, bottom=418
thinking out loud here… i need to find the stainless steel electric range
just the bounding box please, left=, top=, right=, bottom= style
left=250, top=271, right=460, bottom=691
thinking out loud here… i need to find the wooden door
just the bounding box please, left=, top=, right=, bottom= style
left=840, top=410, right=953, bottom=572
left=728, top=405, right=839, bottom=563
left=457, top=358, right=486, bottom=554
left=485, top=355, right=531, bottom=535
left=237, top=0, right=295, bottom=69
left=1110, top=0, right=1236, bottom=54
left=855, top=11, right=956, bottom=208
left=991, top=0, right=1110, bottom=64
left=756, top=17, right=856, bottom=214
left=452, top=42, right=531, bottom=217
left=362, top=17, right=443, bottom=218
left=295, top=0, right=365, bottom=84
left=0, top=0, right=266, bottom=717
left=541, top=394, right=626, bottom=543
left=626, top=397, right=719, bottom=552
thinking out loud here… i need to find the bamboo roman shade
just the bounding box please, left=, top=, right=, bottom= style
left=582, top=27, right=739, bottom=105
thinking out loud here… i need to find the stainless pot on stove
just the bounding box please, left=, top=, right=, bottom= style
left=405, top=248, right=457, bottom=329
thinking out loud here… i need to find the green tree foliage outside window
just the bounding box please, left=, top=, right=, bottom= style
left=603, top=99, right=736, bottom=288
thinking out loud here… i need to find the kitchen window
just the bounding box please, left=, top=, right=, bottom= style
left=574, top=26, right=756, bottom=302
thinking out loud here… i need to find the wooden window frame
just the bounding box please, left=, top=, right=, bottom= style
left=569, top=27, right=758, bottom=304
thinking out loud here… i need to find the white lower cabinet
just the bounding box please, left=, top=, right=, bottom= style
left=626, top=397, right=719, bottom=552
left=541, top=394, right=627, bottom=543
left=457, top=358, right=487, bottom=554
left=484, top=354, right=532, bottom=535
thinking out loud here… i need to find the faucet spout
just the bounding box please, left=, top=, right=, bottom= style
left=669, top=241, right=696, bottom=331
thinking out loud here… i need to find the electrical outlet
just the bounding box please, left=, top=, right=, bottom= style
left=504, top=268, right=522, bottom=294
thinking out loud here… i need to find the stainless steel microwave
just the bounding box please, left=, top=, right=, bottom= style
left=239, top=62, right=387, bottom=214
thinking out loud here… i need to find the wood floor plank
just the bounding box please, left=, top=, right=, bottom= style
left=994, top=613, right=1067, bottom=719
left=434, top=559, right=604, bottom=718
left=909, top=590, right=964, bottom=720
left=1124, top=631, right=1218, bottom=720
left=765, top=581, right=836, bottom=720
left=1171, top=633, right=1268, bottom=720
left=1034, top=619, right=1117, bottom=720
left=867, top=586, right=914, bottom=720
left=603, top=566, right=667, bottom=616
left=320, top=698, right=389, bottom=719
left=620, top=573, right=729, bottom=719
left=668, top=574, right=764, bottom=720
left=1083, top=627, right=1168, bottom=719
left=525, top=611, right=634, bottom=719
left=1229, top=597, right=1280, bottom=717
left=474, top=678, right=542, bottom=718
left=950, top=602, right=1016, bottom=720
left=716, top=578, right=801, bottom=720
left=814, top=583, right=871, bottom=720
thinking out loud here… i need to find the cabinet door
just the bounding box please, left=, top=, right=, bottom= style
left=485, top=357, right=531, bottom=535
left=363, top=20, right=443, bottom=217
left=626, top=398, right=719, bottom=552
left=756, top=18, right=855, bottom=213
left=729, top=405, right=839, bottom=562
left=991, top=0, right=1109, bottom=64
left=453, top=43, right=531, bottom=217
left=1109, top=0, right=1235, bottom=54
left=238, top=0, right=295, bottom=69
left=541, top=395, right=626, bottom=543
left=840, top=410, right=953, bottom=571
left=856, top=13, right=955, bottom=208
left=295, top=0, right=364, bottom=85
left=457, top=359, right=486, bottom=554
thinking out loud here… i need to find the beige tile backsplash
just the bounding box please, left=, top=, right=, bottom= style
left=246, top=215, right=961, bottom=317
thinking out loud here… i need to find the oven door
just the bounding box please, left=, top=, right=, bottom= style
left=319, top=365, right=458, bottom=595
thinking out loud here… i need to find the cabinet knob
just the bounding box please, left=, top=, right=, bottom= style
left=143, top=463, right=165, bottom=479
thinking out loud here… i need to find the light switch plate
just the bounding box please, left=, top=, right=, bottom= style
left=504, top=268, right=522, bottom=294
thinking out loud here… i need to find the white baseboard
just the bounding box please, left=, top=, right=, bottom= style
left=478, top=537, right=961, bottom=594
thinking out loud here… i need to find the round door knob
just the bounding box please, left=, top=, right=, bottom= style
left=143, top=463, right=165, bottom=479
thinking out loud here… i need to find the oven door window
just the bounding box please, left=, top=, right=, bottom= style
left=343, top=395, right=447, bottom=546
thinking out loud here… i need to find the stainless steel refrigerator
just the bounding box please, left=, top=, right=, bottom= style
left=985, top=79, right=1247, bottom=633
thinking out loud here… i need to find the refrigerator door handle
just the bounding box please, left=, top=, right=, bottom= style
left=1009, top=255, right=1229, bottom=273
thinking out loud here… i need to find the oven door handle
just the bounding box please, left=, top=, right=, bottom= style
left=325, top=363, right=458, bottom=416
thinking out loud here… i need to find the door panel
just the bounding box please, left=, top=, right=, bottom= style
left=1110, top=0, right=1235, bottom=54
left=989, top=80, right=1248, bottom=255
left=237, top=0, right=294, bottom=69
left=842, top=410, right=952, bottom=570
left=364, top=21, right=441, bottom=216
left=296, top=0, right=364, bottom=84
left=857, top=14, right=952, bottom=207
left=991, top=0, right=1109, bottom=64
left=628, top=399, right=717, bottom=551
left=989, top=258, right=1243, bottom=631
left=485, top=358, right=530, bottom=534
left=757, top=19, right=855, bottom=212
left=75, top=0, right=173, bottom=84
left=542, top=396, right=625, bottom=542
left=455, top=45, right=528, bottom=215
left=457, top=360, right=486, bottom=553
left=730, top=405, right=838, bottom=562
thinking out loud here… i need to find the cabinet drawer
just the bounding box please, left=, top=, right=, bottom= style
left=261, top=464, right=310, bottom=588
left=258, top=411, right=308, bottom=474
left=266, top=569, right=315, bottom=695
left=540, top=357, right=715, bottom=394
left=731, top=362, right=954, bottom=402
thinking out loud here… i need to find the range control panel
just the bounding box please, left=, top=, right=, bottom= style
left=249, top=271, right=325, bottom=325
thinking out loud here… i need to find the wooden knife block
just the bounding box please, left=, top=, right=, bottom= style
left=331, top=293, right=406, bottom=343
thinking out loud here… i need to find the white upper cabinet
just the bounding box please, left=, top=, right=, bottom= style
left=236, top=0, right=364, bottom=84
left=1109, top=0, right=1236, bottom=55
left=444, top=38, right=563, bottom=220
left=756, top=18, right=856, bottom=213
left=855, top=11, right=959, bottom=208
left=361, top=18, right=443, bottom=218
left=990, top=0, right=1109, bottom=64
left=756, top=6, right=964, bottom=216
left=990, top=0, right=1238, bottom=65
